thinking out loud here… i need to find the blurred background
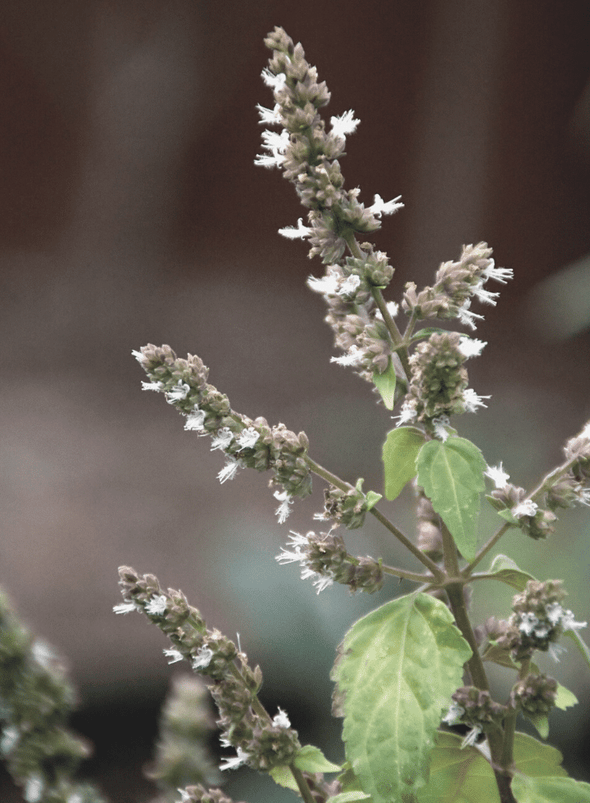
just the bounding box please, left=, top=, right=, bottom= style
left=2, top=0, right=590, bottom=799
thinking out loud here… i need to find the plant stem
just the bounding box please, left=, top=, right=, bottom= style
left=289, top=765, right=317, bottom=803
left=464, top=522, right=510, bottom=574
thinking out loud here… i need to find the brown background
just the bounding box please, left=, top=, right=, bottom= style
left=2, top=1, right=590, bottom=799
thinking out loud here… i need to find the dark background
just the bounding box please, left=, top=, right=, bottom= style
left=2, top=1, right=590, bottom=800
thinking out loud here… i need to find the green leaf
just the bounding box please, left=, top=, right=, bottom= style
left=365, top=490, right=382, bottom=510
left=526, top=712, right=550, bottom=739
left=511, top=775, right=590, bottom=802
left=269, top=764, right=299, bottom=792
left=382, top=426, right=426, bottom=500
left=293, top=744, right=341, bottom=774
left=417, top=732, right=500, bottom=803
left=416, top=437, right=486, bottom=561
left=328, top=793, right=372, bottom=803
left=497, top=508, right=519, bottom=525
left=331, top=593, right=472, bottom=803
left=372, top=359, right=397, bottom=410
left=409, top=327, right=453, bottom=343
left=486, top=554, right=536, bottom=591
left=563, top=628, right=590, bottom=671
left=554, top=682, right=578, bottom=711
left=416, top=731, right=570, bottom=803
left=481, top=640, right=519, bottom=669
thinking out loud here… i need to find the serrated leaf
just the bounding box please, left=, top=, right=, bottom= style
left=563, top=628, right=590, bottom=671
left=416, top=437, right=486, bottom=561
left=372, top=359, right=397, bottom=410
left=511, top=774, right=590, bottom=802
left=554, top=683, right=578, bottom=711
left=269, top=764, right=299, bottom=791
left=382, top=426, right=426, bottom=500
left=331, top=593, right=472, bottom=803
left=416, top=731, right=569, bottom=803
left=294, top=744, right=341, bottom=773
left=486, top=554, right=536, bottom=591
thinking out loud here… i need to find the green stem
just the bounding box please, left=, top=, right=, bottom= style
left=289, top=765, right=317, bottom=803
left=380, top=564, right=437, bottom=584
left=464, top=522, right=510, bottom=574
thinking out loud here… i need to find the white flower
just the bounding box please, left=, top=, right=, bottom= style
left=485, top=463, right=510, bottom=489
left=457, top=300, right=484, bottom=330
left=220, top=746, right=250, bottom=771
left=113, top=601, right=138, bottom=615
left=0, top=726, right=19, bottom=755
left=472, top=282, right=499, bottom=305
left=210, top=427, right=234, bottom=451
left=261, top=68, right=287, bottom=90
left=330, top=345, right=364, bottom=366
left=176, top=790, right=192, bottom=803
left=442, top=701, right=465, bottom=726
left=307, top=271, right=341, bottom=295
left=276, top=531, right=309, bottom=565
left=166, top=382, right=190, bottom=403
left=132, top=349, right=147, bottom=365
left=461, top=725, right=483, bottom=749
left=458, top=337, right=487, bottom=359
left=24, top=776, right=44, bottom=803
left=369, top=194, right=404, bottom=217
left=146, top=595, right=168, bottom=615
left=272, top=708, right=291, bottom=728
left=512, top=499, right=538, bottom=519
left=32, top=640, right=56, bottom=669
left=279, top=217, right=312, bottom=239
left=386, top=300, right=400, bottom=317
left=256, top=102, right=282, bottom=125
left=338, top=274, right=361, bottom=296
left=517, top=612, right=539, bottom=636
left=330, top=109, right=360, bottom=138
left=560, top=609, right=587, bottom=632
left=274, top=489, right=293, bottom=523
left=255, top=128, right=289, bottom=168
left=237, top=427, right=260, bottom=449
left=218, top=457, right=240, bottom=483
left=545, top=602, right=563, bottom=626
left=192, top=646, right=214, bottom=670
left=311, top=573, right=334, bottom=593
left=432, top=417, right=451, bottom=442
left=163, top=648, right=184, bottom=664
left=482, top=261, right=514, bottom=284
left=463, top=388, right=491, bottom=412
left=141, top=380, right=164, bottom=392
left=394, top=401, right=417, bottom=426
left=184, top=407, right=206, bottom=431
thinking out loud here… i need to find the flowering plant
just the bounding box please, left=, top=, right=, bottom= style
left=1, top=25, right=589, bottom=803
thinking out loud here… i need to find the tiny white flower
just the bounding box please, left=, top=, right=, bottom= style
left=166, top=382, right=190, bottom=403
left=146, top=595, right=168, bottom=616
left=575, top=487, right=590, bottom=507
left=307, top=271, right=340, bottom=295
left=237, top=427, right=260, bottom=449
left=545, top=602, right=563, bottom=626
left=25, top=777, right=44, bottom=803
left=471, top=282, right=499, bottom=306
left=113, top=601, right=138, bottom=615
left=184, top=408, right=206, bottom=431
left=176, top=790, right=192, bottom=803
left=485, top=463, right=510, bottom=489
left=330, top=109, right=360, bottom=138
left=304, top=570, right=334, bottom=594
left=482, top=261, right=514, bottom=284
left=461, top=725, right=483, bottom=749
left=274, top=489, right=293, bottom=523
left=560, top=609, right=587, bottom=632
left=386, top=300, right=400, bottom=317
left=458, top=337, right=487, bottom=359
left=517, top=612, right=539, bottom=636
left=442, top=702, right=465, bottom=726
left=272, top=708, right=291, bottom=729
left=394, top=401, right=417, bottom=426
left=369, top=193, right=404, bottom=217
left=581, top=421, right=590, bottom=439
left=457, top=300, right=484, bottom=330
left=163, top=648, right=184, bottom=664
left=534, top=622, right=550, bottom=639
left=141, top=380, right=164, bottom=392
left=254, top=152, right=284, bottom=168
left=32, top=640, right=56, bottom=669
left=463, top=388, right=491, bottom=412
left=338, top=274, right=361, bottom=296
left=256, top=102, right=282, bottom=125
left=432, top=417, right=451, bottom=442
left=218, top=457, right=240, bottom=484
left=192, top=646, right=214, bottom=670
left=261, top=68, right=287, bottom=90
left=210, top=427, right=234, bottom=451
left=276, top=531, right=309, bottom=564
left=512, top=499, right=538, bottom=519
left=132, top=349, right=146, bottom=364
left=260, top=128, right=290, bottom=153
left=220, top=746, right=250, bottom=771
left=330, top=345, right=364, bottom=367
left=279, top=217, right=312, bottom=239
left=0, top=726, right=19, bottom=755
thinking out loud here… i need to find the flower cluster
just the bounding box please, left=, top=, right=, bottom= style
left=276, top=530, right=383, bottom=594
left=0, top=588, right=106, bottom=803
left=147, top=675, right=220, bottom=795
left=402, top=242, right=513, bottom=330
left=133, top=345, right=312, bottom=519
left=442, top=686, right=507, bottom=747
left=115, top=568, right=301, bottom=777
left=510, top=673, right=558, bottom=717
left=396, top=331, right=488, bottom=432
left=317, top=480, right=380, bottom=530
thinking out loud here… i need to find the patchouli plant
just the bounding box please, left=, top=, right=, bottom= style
left=2, top=25, right=589, bottom=803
